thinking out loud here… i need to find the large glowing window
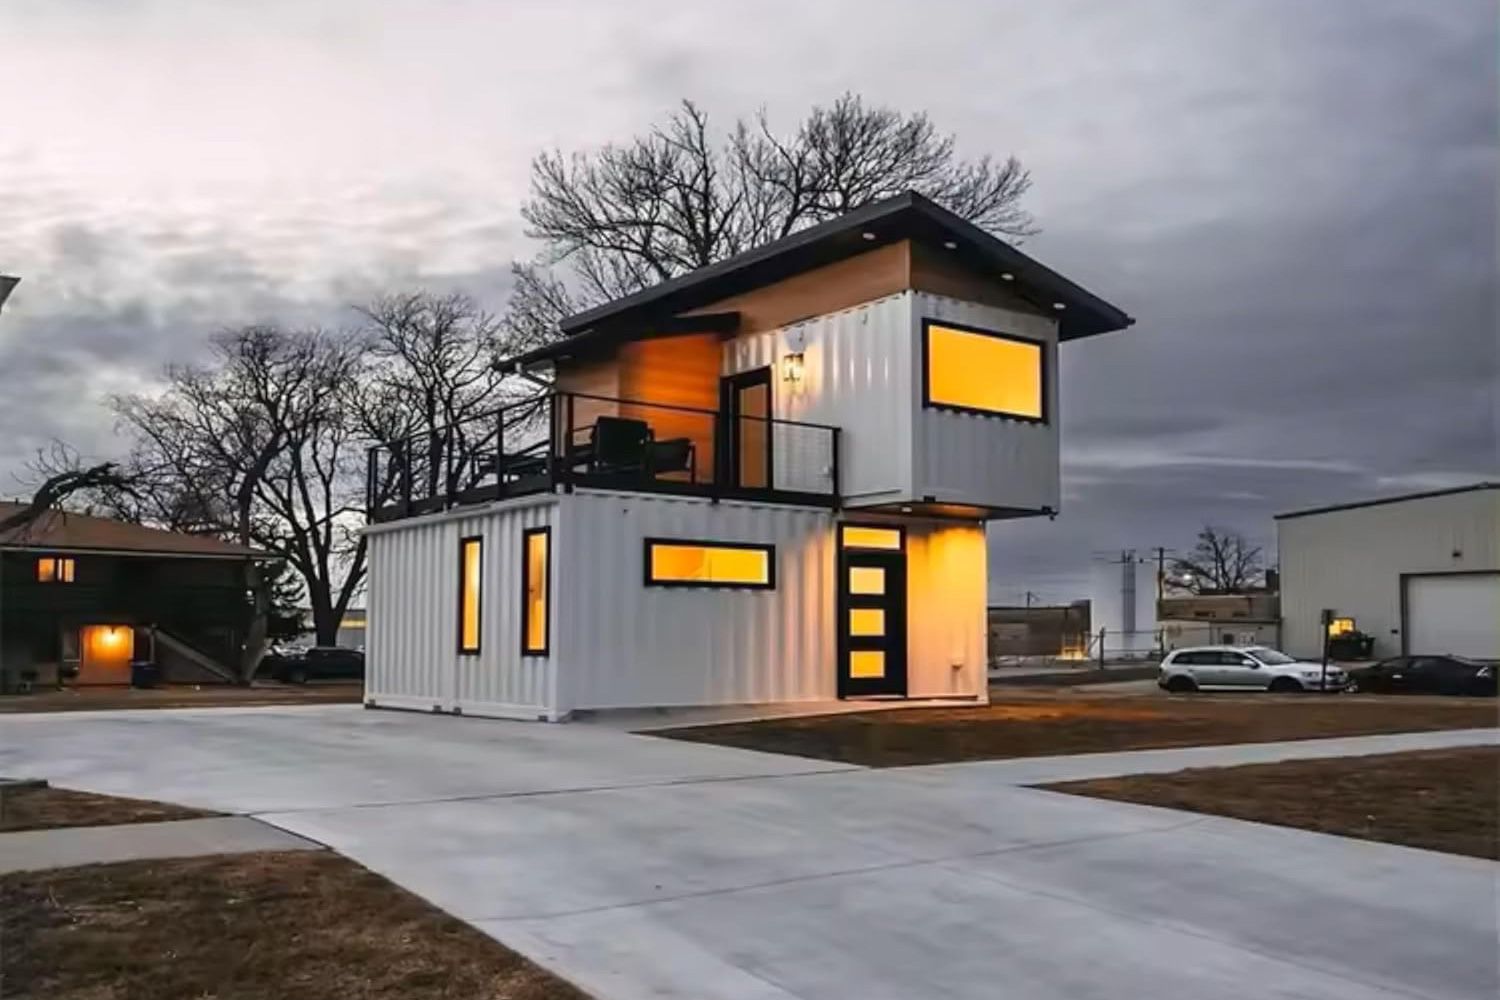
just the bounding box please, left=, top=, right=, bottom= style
left=458, top=536, right=482, bottom=654
left=522, top=527, right=550, bottom=656
left=36, top=557, right=76, bottom=583
left=924, top=320, right=1046, bottom=421
left=645, top=539, right=774, bottom=589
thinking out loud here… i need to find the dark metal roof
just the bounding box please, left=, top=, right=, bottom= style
left=501, top=191, right=1133, bottom=369
left=1274, top=482, right=1499, bottom=521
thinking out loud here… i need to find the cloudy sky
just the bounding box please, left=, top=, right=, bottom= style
left=1, top=0, right=1495, bottom=602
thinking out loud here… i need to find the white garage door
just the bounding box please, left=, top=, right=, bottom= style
left=1406, top=573, right=1500, bottom=659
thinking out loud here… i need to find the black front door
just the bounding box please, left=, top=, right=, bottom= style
left=721, top=367, right=773, bottom=490
left=837, top=527, right=908, bottom=697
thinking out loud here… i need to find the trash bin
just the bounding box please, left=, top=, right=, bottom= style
left=130, top=660, right=162, bottom=689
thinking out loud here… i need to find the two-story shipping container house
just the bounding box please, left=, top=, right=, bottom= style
left=364, top=192, right=1132, bottom=720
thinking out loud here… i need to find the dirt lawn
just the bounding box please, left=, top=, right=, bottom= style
left=0, top=784, right=217, bottom=833
left=656, top=693, right=1498, bottom=767
left=0, top=681, right=362, bottom=714
left=0, top=850, right=587, bottom=1000
left=1045, top=746, right=1500, bottom=860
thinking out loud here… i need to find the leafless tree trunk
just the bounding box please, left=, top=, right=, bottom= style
left=1171, top=526, right=1266, bottom=594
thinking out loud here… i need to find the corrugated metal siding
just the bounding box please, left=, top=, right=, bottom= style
left=912, top=293, right=1061, bottom=512
left=366, top=498, right=559, bottom=719
left=556, top=490, right=835, bottom=711
left=724, top=293, right=914, bottom=504
left=1278, top=489, right=1500, bottom=658
left=906, top=521, right=988, bottom=699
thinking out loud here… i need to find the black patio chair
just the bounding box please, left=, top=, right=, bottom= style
left=646, top=437, right=696, bottom=482
left=588, top=416, right=651, bottom=474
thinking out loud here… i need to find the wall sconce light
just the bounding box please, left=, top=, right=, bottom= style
left=781, top=351, right=805, bottom=385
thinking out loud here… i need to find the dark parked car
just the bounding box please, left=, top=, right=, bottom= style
left=1350, top=655, right=1496, bottom=697
left=270, top=645, right=364, bottom=684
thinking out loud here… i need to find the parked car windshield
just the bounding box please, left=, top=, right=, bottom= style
left=1247, top=648, right=1296, bottom=665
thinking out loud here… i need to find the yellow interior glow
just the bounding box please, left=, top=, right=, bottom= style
left=927, top=323, right=1043, bottom=419
left=82, top=624, right=134, bottom=662
left=1327, top=617, right=1355, bottom=637
left=524, top=531, right=548, bottom=653
left=849, top=608, right=886, bottom=637
left=459, top=538, right=482, bottom=652
left=841, top=526, right=902, bottom=550
left=849, top=650, right=885, bottom=678
left=848, top=566, right=886, bottom=595
left=650, top=543, right=771, bottom=585
left=36, top=557, right=75, bottom=583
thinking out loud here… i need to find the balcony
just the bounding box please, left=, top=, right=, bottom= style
left=366, top=391, right=841, bottom=523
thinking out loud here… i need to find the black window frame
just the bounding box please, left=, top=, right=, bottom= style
left=520, top=526, right=551, bottom=657
left=456, top=535, right=483, bottom=655
left=642, top=537, right=777, bottom=591
left=920, top=317, right=1051, bottom=425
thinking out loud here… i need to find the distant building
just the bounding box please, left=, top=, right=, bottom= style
left=987, top=602, right=1090, bottom=661
left=1158, top=593, right=1280, bottom=651
left=1088, top=552, right=1159, bottom=657
left=1276, top=483, right=1499, bottom=660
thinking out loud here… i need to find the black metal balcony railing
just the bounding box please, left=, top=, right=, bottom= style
left=366, top=391, right=841, bottom=522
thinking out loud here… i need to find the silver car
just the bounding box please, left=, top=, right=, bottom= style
left=1158, top=645, right=1352, bottom=693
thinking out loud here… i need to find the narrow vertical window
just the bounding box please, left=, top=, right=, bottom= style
left=522, top=527, right=550, bottom=656
left=458, top=536, right=482, bottom=654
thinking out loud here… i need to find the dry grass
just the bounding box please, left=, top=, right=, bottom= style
left=1045, top=746, right=1500, bottom=860
left=0, top=851, right=588, bottom=1000
left=0, top=682, right=361, bottom=714
left=657, top=693, right=1499, bottom=767
left=0, top=784, right=216, bottom=833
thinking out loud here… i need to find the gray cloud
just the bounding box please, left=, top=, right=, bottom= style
left=0, top=0, right=1494, bottom=603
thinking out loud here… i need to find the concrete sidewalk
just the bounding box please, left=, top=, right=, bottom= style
left=2, top=705, right=1495, bottom=1000
left=919, top=725, right=1500, bottom=786
left=0, top=816, right=321, bottom=874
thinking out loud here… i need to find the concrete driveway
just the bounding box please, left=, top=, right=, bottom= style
left=3, top=705, right=1495, bottom=1000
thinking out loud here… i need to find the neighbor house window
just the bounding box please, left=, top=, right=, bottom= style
left=923, top=319, right=1046, bottom=422
left=522, top=527, right=550, bottom=656
left=644, top=539, right=775, bottom=589
left=36, top=557, right=76, bottom=583
left=458, top=536, right=482, bottom=654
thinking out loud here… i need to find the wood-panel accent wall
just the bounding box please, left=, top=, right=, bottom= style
left=686, top=240, right=913, bottom=334
left=908, top=240, right=1048, bottom=319
left=618, top=333, right=721, bottom=478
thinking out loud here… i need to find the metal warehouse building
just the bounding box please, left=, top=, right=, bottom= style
left=1276, top=483, right=1499, bottom=661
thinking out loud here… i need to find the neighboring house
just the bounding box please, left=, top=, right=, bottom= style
left=0, top=505, right=265, bottom=689
left=363, top=191, right=1133, bottom=720
left=1277, top=483, right=1499, bottom=660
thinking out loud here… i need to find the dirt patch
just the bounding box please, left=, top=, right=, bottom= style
left=1044, top=746, right=1500, bottom=860
left=0, top=682, right=361, bottom=714
left=0, top=785, right=216, bottom=833
left=0, top=850, right=588, bottom=1000
left=656, top=694, right=1499, bottom=767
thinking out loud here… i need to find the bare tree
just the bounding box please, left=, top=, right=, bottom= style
left=109, top=325, right=366, bottom=659
left=507, top=94, right=1035, bottom=339
left=1, top=455, right=133, bottom=538
left=1171, top=526, right=1266, bottom=594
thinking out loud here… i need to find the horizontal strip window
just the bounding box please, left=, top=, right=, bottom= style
left=36, top=556, right=76, bottom=583
left=644, top=538, right=775, bottom=589
left=840, top=525, right=903, bottom=551
left=923, top=319, right=1048, bottom=423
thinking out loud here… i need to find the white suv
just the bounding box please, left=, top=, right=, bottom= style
left=1158, top=646, right=1352, bottom=693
